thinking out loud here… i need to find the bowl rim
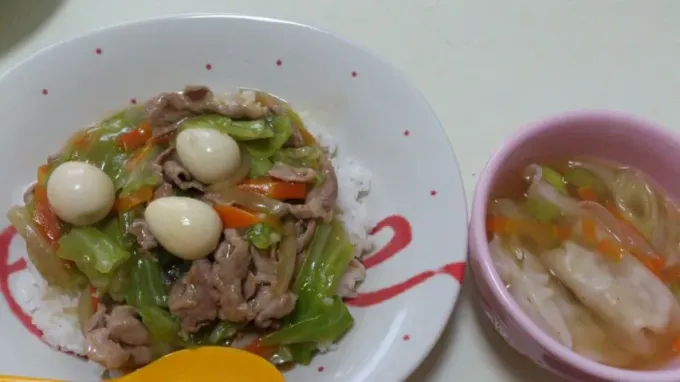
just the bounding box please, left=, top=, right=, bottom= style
left=0, top=13, right=469, bottom=381
left=470, top=109, right=680, bottom=381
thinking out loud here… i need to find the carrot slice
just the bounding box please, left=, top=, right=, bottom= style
left=663, top=266, right=680, bottom=283
left=629, top=247, right=665, bottom=276
left=116, top=122, right=152, bottom=151
left=239, top=178, right=307, bottom=200
left=485, top=215, right=509, bottom=235
left=32, top=184, right=63, bottom=246
left=243, top=338, right=278, bottom=359
left=213, top=204, right=262, bottom=228
left=581, top=218, right=597, bottom=245
left=672, top=336, right=680, bottom=353
left=115, top=187, right=154, bottom=212
left=596, top=238, right=624, bottom=262
left=577, top=186, right=598, bottom=202
left=37, top=164, right=50, bottom=186
left=90, top=285, right=100, bottom=310
left=604, top=201, right=622, bottom=219
left=554, top=225, right=571, bottom=241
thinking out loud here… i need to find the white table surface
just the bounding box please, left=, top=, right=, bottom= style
left=3, top=1, right=680, bottom=381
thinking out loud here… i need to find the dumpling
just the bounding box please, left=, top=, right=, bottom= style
left=489, top=236, right=634, bottom=366
left=541, top=240, right=680, bottom=358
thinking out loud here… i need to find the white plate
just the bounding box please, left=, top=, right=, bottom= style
left=0, top=14, right=467, bottom=382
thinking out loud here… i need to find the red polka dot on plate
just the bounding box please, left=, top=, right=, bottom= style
left=318, top=366, right=325, bottom=372
left=95, top=48, right=102, bottom=55
left=430, top=190, right=437, bottom=196
left=205, top=63, right=212, bottom=70
left=351, top=71, right=358, bottom=78
left=276, top=59, right=282, bottom=66
left=403, top=334, right=410, bottom=341
left=130, top=98, right=137, bottom=105
left=41, top=89, right=48, bottom=95
left=403, top=130, right=410, bottom=136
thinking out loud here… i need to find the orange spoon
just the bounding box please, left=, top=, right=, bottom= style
left=0, top=346, right=286, bottom=382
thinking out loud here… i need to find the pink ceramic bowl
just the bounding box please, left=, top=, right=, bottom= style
left=468, top=111, right=680, bottom=382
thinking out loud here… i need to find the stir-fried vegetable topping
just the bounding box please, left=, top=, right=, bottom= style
left=9, top=86, right=358, bottom=372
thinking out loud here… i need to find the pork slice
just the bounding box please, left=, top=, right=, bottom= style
left=162, top=160, right=205, bottom=191
left=106, top=305, right=150, bottom=346
left=127, top=346, right=154, bottom=367
left=243, top=272, right=258, bottom=301
left=213, top=230, right=254, bottom=322
left=152, top=146, right=177, bottom=167
left=251, top=247, right=277, bottom=285
left=145, top=86, right=269, bottom=138
left=288, top=154, right=338, bottom=221
left=249, top=286, right=297, bottom=328
left=153, top=182, right=175, bottom=199
left=214, top=89, right=269, bottom=120
left=337, top=258, right=367, bottom=298
left=84, top=305, right=154, bottom=370
left=153, top=147, right=205, bottom=192
left=295, top=219, right=317, bottom=253
left=23, top=183, right=36, bottom=205
left=168, top=259, right=219, bottom=333
left=268, top=162, right=317, bottom=183
left=128, top=219, right=157, bottom=251
left=85, top=328, right=130, bottom=370
left=85, top=304, right=107, bottom=332
left=285, top=127, right=306, bottom=148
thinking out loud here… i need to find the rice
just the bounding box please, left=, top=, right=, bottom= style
left=15, top=114, right=373, bottom=358
left=315, top=131, right=375, bottom=256
left=16, top=263, right=86, bottom=354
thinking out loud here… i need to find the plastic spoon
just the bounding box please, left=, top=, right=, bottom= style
left=0, top=346, right=286, bottom=382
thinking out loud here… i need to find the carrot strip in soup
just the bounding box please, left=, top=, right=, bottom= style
left=486, top=215, right=509, bottom=235
left=662, top=265, right=680, bottom=283
left=213, top=204, right=262, bottom=228
left=581, top=218, right=597, bottom=245
left=629, top=247, right=664, bottom=276
left=604, top=201, right=623, bottom=219
left=596, top=238, right=624, bottom=262
left=32, top=185, right=63, bottom=246
left=672, top=336, right=680, bottom=353
left=554, top=225, right=571, bottom=241
left=577, top=186, right=598, bottom=202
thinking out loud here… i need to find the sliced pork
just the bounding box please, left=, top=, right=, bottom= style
left=213, top=230, right=254, bottom=322
left=168, top=259, right=219, bottom=333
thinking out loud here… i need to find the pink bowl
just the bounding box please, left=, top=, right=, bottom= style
left=468, top=110, right=680, bottom=382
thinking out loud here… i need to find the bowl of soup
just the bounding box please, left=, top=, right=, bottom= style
left=469, top=111, right=680, bottom=382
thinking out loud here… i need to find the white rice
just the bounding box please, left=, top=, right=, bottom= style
left=16, top=116, right=373, bottom=357
left=17, top=262, right=87, bottom=354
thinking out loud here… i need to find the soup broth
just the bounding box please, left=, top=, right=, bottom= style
left=487, top=157, right=680, bottom=370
